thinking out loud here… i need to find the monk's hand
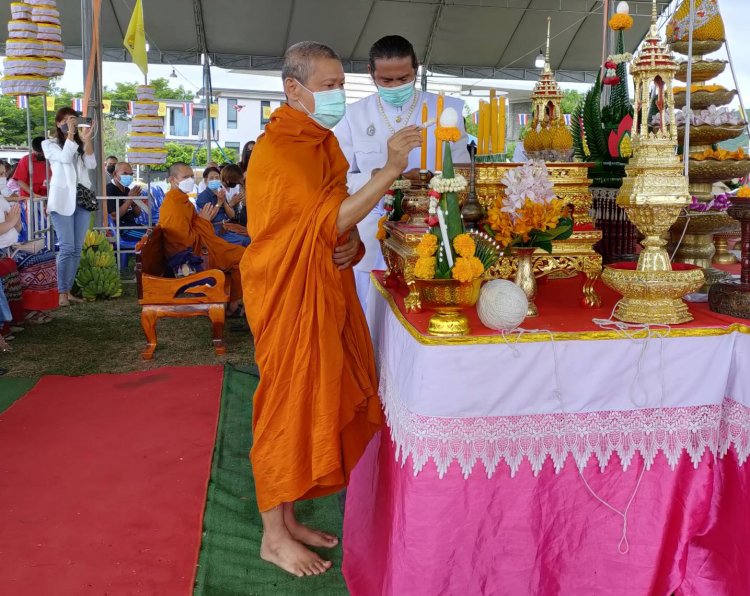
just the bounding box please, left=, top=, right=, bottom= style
left=199, top=203, right=220, bottom=221
left=384, top=126, right=423, bottom=177
left=333, top=228, right=361, bottom=270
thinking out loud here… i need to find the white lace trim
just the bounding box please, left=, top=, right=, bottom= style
left=380, top=370, right=750, bottom=479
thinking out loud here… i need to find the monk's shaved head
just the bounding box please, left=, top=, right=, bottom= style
left=168, top=161, right=192, bottom=179
left=115, top=161, right=132, bottom=175
left=281, top=41, right=340, bottom=85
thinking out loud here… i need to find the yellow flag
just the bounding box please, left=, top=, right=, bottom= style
left=102, top=99, right=111, bottom=114
left=123, top=0, right=148, bottom=77
left=157, top=102, right=166, bottom=116
left=45, top=96, right=55, bottom=111
left=262, top=105, right=273, bottom=120
left=209, top=103, right=219, bottom=118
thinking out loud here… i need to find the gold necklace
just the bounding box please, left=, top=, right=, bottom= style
left=377, top=91, right=420, bottom=135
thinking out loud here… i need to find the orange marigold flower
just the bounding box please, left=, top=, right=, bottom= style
left=737, top=186, right=750, bottom=198
left=435, top=126, right=461, bottom=143
left=416, top=233, right=438, bottom=257
left=414, top=256, right=436, bottom=280
left=452, top=233, right=476, bottom=258
left=608, top=13, right=633, bottom=31
left=376, top=215, right=388, bottom=241
left=468, top=256, right=485, bottom=278
left=451, top=257, right=480, bottom=283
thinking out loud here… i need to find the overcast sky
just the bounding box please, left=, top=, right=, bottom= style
left=56, top=0, right=749, bottom=108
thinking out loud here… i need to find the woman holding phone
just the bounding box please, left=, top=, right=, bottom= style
left=42, top=107, right=97, bottom=307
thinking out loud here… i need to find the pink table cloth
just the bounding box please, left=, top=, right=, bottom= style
left=342, top=286, right=750, bottom=595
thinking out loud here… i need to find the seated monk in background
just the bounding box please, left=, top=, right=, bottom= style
left=241, top=41, right=421, bottom=577
left=159, top=162, right=246, bottom=315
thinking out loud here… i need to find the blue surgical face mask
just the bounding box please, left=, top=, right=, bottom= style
left=119, top=174, right=133, bottom=187
left=207, top=180, right=222, bottom=191
left=297, top=80, right=346, bottom=129
left=377, top=79, right=416, bottom=108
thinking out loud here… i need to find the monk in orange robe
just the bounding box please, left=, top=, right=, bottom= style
left=160, top=162, right=246, bottom=313
left=241, top=41, right=422, bottom=577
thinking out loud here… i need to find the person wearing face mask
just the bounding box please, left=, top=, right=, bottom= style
left=159, top=161, right=246, bottom=316
left=12, top=136, right=50, bottom=199
left=106, top=162, right=146, bottom=242
left=335, top=35, right=470, bottom=309
left=104, top=155, right=118, bottom=183
left=239, top=41, right=421, bottom=579
left=42, top=107, right=96, bottom=307
left=195, top=165, right=249, bottom=247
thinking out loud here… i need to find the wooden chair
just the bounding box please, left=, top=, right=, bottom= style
left=135, top=227, right=229, bottom=360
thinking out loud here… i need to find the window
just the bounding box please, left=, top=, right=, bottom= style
left=227, top=99, right=238, bottom=129
left=169, top=108, right=190, bottom=137
left=260, top=100, right=272, bottom=126
left=193, top=108, right=217, bottom=138
left=225, top=142, right=240, bottom=153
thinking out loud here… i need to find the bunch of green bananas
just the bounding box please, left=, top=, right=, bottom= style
left=76, top=265, right=122, bottom=300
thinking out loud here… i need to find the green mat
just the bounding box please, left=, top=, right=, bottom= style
left=194, top=364, right=349, bottom=596
left=0, top=378, right=37, bottom=414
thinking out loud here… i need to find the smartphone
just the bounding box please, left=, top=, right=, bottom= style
left=76, top=117, right=93, bottom=128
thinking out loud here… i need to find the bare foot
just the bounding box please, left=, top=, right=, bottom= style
left=260, top=532, right=332, bottom=577
left=286, top=519, right=339, bottom=549
left=68, top=294, right=84, bottom=303
left=58, top=293, right=70, bottom=307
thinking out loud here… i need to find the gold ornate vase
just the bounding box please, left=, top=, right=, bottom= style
left=414, top=278, right=482, bottom=337
left=510, top=247, right=538, bottom=317
left=400, top=187, right=430, bottom=225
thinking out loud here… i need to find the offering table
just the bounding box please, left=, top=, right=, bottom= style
left=343, top=272, right=750, bottom=595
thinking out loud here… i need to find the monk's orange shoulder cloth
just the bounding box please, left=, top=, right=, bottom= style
left=241, top=104, right=382, bottom=511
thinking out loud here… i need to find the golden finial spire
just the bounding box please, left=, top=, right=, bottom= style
left=545, top=16, right=551, bottom=67
left=651, top=0, right=658, bottom=25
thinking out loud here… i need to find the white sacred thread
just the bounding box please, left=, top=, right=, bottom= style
left=497, top=309, right=673, bottom=555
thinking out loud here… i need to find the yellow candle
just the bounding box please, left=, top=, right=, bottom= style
left=498, top=97, right=506, bottom=155
left=490, top=92, right=498, bottom=155
left=481, top=101, right=490, bottom=154
left=435, top=93, right=444, bottom=172
left=420, top=102, right=428, bottom=171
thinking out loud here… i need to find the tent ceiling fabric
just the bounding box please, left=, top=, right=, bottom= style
left=0, top=0, right=670, bottom=82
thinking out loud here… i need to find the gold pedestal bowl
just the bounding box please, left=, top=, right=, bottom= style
left=676, top=59, right=727, bottom=83
left=602, top=262, right=705, bottom=324
left=671, top=39, right=725, bottom=56
left=414, top=278, right=482, bottom=337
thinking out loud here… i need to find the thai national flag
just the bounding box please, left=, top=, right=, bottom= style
left=518, top=113, right=530, bottom=126
left=183, top=102, right=194, bottom=117
left=128, top=101, right=135, bottom=115
left=16, top=96, right=28, bottom=109
left=71, top=98, right=84, bottom=112
left=564, top=114, right=572, bottom=126
left=471, top=111, right=479, bottom=125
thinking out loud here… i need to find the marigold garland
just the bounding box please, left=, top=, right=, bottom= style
left=376, top=214, right=388, bottom=241
left=737, top=186, right=750, bottom=198
left=451, top=256, right=484, bottom=283
left=416, top=233, right=438, bottom=258
left=452, top=233, right=476, bottom=258
left=435, top=125, right=461, bottom=143
left=414, top=256, right=436, bottom=280
left=608, top=13, right=633, bottom=31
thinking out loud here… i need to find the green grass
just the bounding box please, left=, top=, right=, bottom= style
left=0, top=377, right=37, bottom=413
left=0, top=279, right=255, bottom=378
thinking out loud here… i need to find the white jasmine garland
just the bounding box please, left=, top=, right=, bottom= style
left=429, top=173, right=468, bottom=194
left=390, top=178, right=412, bottom=191
left=608, top=53, right=633, bottom=65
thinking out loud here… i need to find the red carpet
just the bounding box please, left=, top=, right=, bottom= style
left=0, top=366, right=223, bottom=594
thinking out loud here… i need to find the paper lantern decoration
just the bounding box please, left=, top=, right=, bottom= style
left=477, top=279, right=528, bottom=331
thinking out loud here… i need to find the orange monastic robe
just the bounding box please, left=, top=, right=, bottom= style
left=159, top=188, right=246, bottom=301
left=241, top=104, right=383, bottom=512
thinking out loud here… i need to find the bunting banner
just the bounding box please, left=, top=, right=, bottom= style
left=102, top=99, right=111, bottom=114
left=518, top=113, right=530, bottom=126
left=72, top=98, right=84, bottom=112
left=128, top=100, right=135, bottom=115
left=182, top=102, right=194, bottom=117
left=45, top=96, right=55, bottom=111
left=471, top=111, right=479, bottom=125
left=157, top=102, right=167, bottom=116
left=16, top=96, right=28, bottom=109
left=232, top=104, right=245, bottom=112
left=564, top=114, right=572, bottom=126
left=209, top=103, right=219, bottom=118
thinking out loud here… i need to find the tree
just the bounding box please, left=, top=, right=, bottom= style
left=561, top=89, right=583, bottom=116
left=103, top=77, right=193, bottom=120
left=150, top=142, right=238, bottom=172
left=102, top=118, right=128, bottom=162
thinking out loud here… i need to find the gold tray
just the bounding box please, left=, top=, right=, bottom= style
left=672, top=211, right=739, bottom=236
left=678, top=124, right=745, bottom=146
left=687, top=158, right=750, bottom=183
left=676, top=60, right=727, bottom=83
left=671, top=39, right=724, bottom=56
left=674, top=88, right=737, bottom=110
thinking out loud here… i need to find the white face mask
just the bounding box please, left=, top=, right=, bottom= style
left=0, top=177, right=6, bottom=186
left=177, top=177, right=195, bottom=194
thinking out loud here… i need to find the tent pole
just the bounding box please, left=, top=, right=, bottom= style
left=25, top=96, right=35, bottom=241
left=81, top=0, right=104, bottom=200
left=204, top=55, right=211, bottom=164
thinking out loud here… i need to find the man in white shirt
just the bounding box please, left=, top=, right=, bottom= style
left=336, top=35, right=470, bottom=310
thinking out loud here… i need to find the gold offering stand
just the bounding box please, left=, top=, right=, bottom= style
left=601, top=4, right=704, bottom=324
left=382, top=161, right=603, bottom=312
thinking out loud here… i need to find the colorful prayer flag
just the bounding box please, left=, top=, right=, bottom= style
left=16, top=96, right=28, bottom=109
left=102, top=99, right=112, bottom=114
left=45, top=96, right=55, bottom=111
left=123, top=0, right=148, bottom=77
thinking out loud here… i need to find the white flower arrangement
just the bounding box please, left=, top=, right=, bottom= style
left=651, top=105, right=743, bottom=127
left=429, top=173, right=468, bottom=194
left=609, top=53, right=633, bottom=64
left=500, top=160, right=556, bottom=220
left=390, top=178, right=412, bottom=192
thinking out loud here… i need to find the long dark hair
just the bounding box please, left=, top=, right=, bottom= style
left=53, top=107, right=84, bottom=154
left=239, top=141, right=254, bottom=174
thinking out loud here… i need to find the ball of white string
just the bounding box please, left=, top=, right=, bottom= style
left=477, top=279, right=528, bottom=331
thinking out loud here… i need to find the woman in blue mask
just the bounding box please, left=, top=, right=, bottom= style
left=195, top=166, right=249, bottom=247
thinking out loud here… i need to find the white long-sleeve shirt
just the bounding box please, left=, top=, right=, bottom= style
left=42, top=138, right=96, bottom=216
left=335, top=90, right=470, bottom=273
